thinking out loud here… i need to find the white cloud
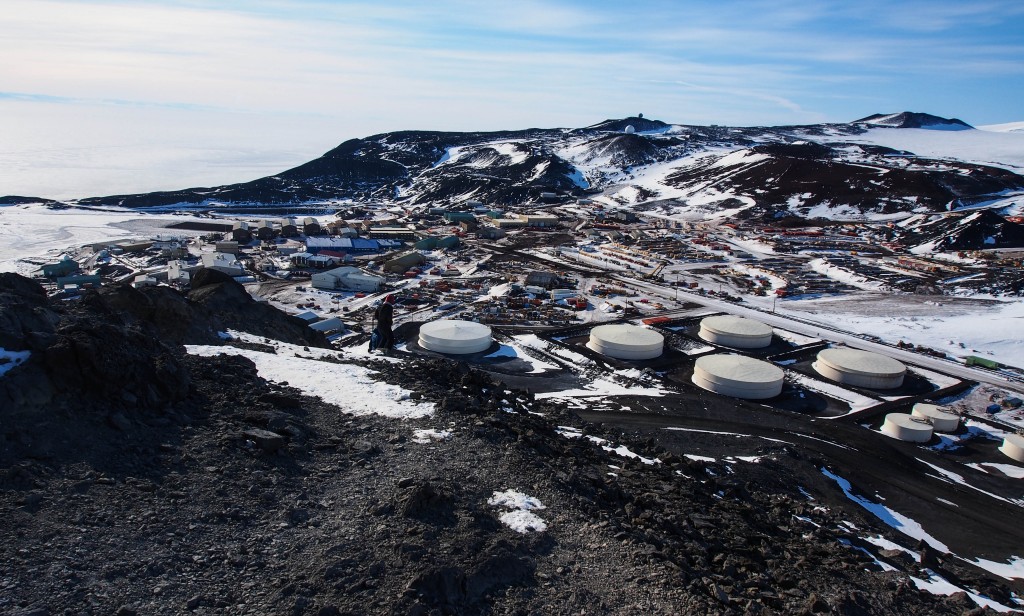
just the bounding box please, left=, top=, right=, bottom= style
left=1, top=0, right=1021, bottom=198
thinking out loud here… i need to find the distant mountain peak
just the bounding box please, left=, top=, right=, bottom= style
left=0, top=195, right=62, bottom=206
left=853, top=112, right=973, bottom=131
left=585, top=117, right=670, bottom=133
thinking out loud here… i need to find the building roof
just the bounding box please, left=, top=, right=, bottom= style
left=308, top=317, right=344, bottom=332
left=307, top=255, right=336, bottom=265
left=305, top=237, right=384, bottom=251
left=315, top=266, right=383, bottom=279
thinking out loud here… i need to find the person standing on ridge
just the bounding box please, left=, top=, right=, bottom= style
left=374, top=294, right=397, bottom=353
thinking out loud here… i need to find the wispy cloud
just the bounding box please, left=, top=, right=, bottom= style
left=1, top=0, right=1021, bottom=197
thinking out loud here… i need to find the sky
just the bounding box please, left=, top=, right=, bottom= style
left=2, top=0, right=1023, bottom=199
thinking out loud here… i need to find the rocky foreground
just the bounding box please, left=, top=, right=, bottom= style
left=0, top=272, right=1016, bottom=615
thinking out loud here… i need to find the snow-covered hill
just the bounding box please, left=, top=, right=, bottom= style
left=7, top=113, right=1024, bottom=229
left=979, top=121, right=1024, bottom=134
left=901, top=209, right=1024, bottom=253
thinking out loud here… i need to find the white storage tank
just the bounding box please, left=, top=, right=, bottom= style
left=813, top=348, right=905, bottom=389
left=999, top=434, right=1024, bottom=463
left=691, top=354, right=784, bottom=399
left=587, top=324, right=664, bottom=360
left=698, top=315, right=774, bottom=349
left=911, top=403, right=960, bottom=433
left=418, top=320, right=493, bottom=355
left=881, top=413, right=934, bottom=442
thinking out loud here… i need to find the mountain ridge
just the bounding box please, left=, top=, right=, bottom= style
left=3, top=112, right=1022, bottom=226
left=853, top=111, right=973, bottom=130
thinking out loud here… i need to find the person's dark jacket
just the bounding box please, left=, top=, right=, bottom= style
left=375, top=302, right=394, bottom=328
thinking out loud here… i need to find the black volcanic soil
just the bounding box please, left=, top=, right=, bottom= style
left=1, top=274, right=1020, bottom=615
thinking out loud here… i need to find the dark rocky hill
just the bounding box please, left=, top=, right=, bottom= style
left=0, top=195, right=63, bottom=206
left=662, top=142, right=1022, bottom=221
left=582, top=116, right=672, bottom=133
left=901, top=209, right=1024, bottom=251
left=1, top=274, right=1017, bottom=614
left=32, top=112, right=1024, bottom=226
left=854, top=112, right=973, bottom=130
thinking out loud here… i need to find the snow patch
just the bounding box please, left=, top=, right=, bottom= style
left=821, top=468, right=949, bottom=552
left=412, top=429, right=451, bottom=444
left=483, top=345, right=518, bottom=359
left=974, top=463, right=1024, bottom=479
left=965, top=555, right=1024, bottom=581
left=534, top=377, right=665, bottom=400
left=565, top=167, right=589, bottom=188
left=497, top=510, right=548, bottom=534
left=488, top=490, right=547, bottom=533
left=0, top=348, right=31, bottom=377
left=789, top=373, right=878, bottom=414
left=912, top=569, right=1018, bottom=612
left=684, top=454, right=716, bottom=462
left=586, top=435, right=660, bottom=465
left=710, top=149, right=770, bottom=169
left=185, top=333, right=433, bottom=419
left=916, top=458, right=1024, bottom=508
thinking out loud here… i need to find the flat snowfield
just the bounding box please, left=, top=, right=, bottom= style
left=838, top=126, right=1024, bottom=171
left=0, top=204, right=212, bottom=274
left=785, top=293, right=1024, bottom=368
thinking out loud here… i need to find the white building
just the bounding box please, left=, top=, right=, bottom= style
left=168, top=260, right=201, bottom=284
left=305, top=237, right=351, bottom=252
left=308, top=317, right=345, bottom=334
left=310, top=266, right=384, bottom=292
left=132, top=274, right=158, bottom=288
left=201, top=252, right=246, bottom=276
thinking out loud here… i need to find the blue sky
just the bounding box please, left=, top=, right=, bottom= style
left=2, top=0, right=1023, bottom=198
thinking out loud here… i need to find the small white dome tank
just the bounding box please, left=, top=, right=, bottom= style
left=911, top=403, right=960, bottom=433
left=587, top=324, right=664, bottom=360
left=692, top=354, right=784, bottom=399
left=881, top=413, right=933, bottom=443
left=418, top=320, right=493, bottom=354
left=999, top=434, right=1024, bottom=463
left=813, top=348, right=905, bottom=389
left=698, top=315, right=773, bottom=349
